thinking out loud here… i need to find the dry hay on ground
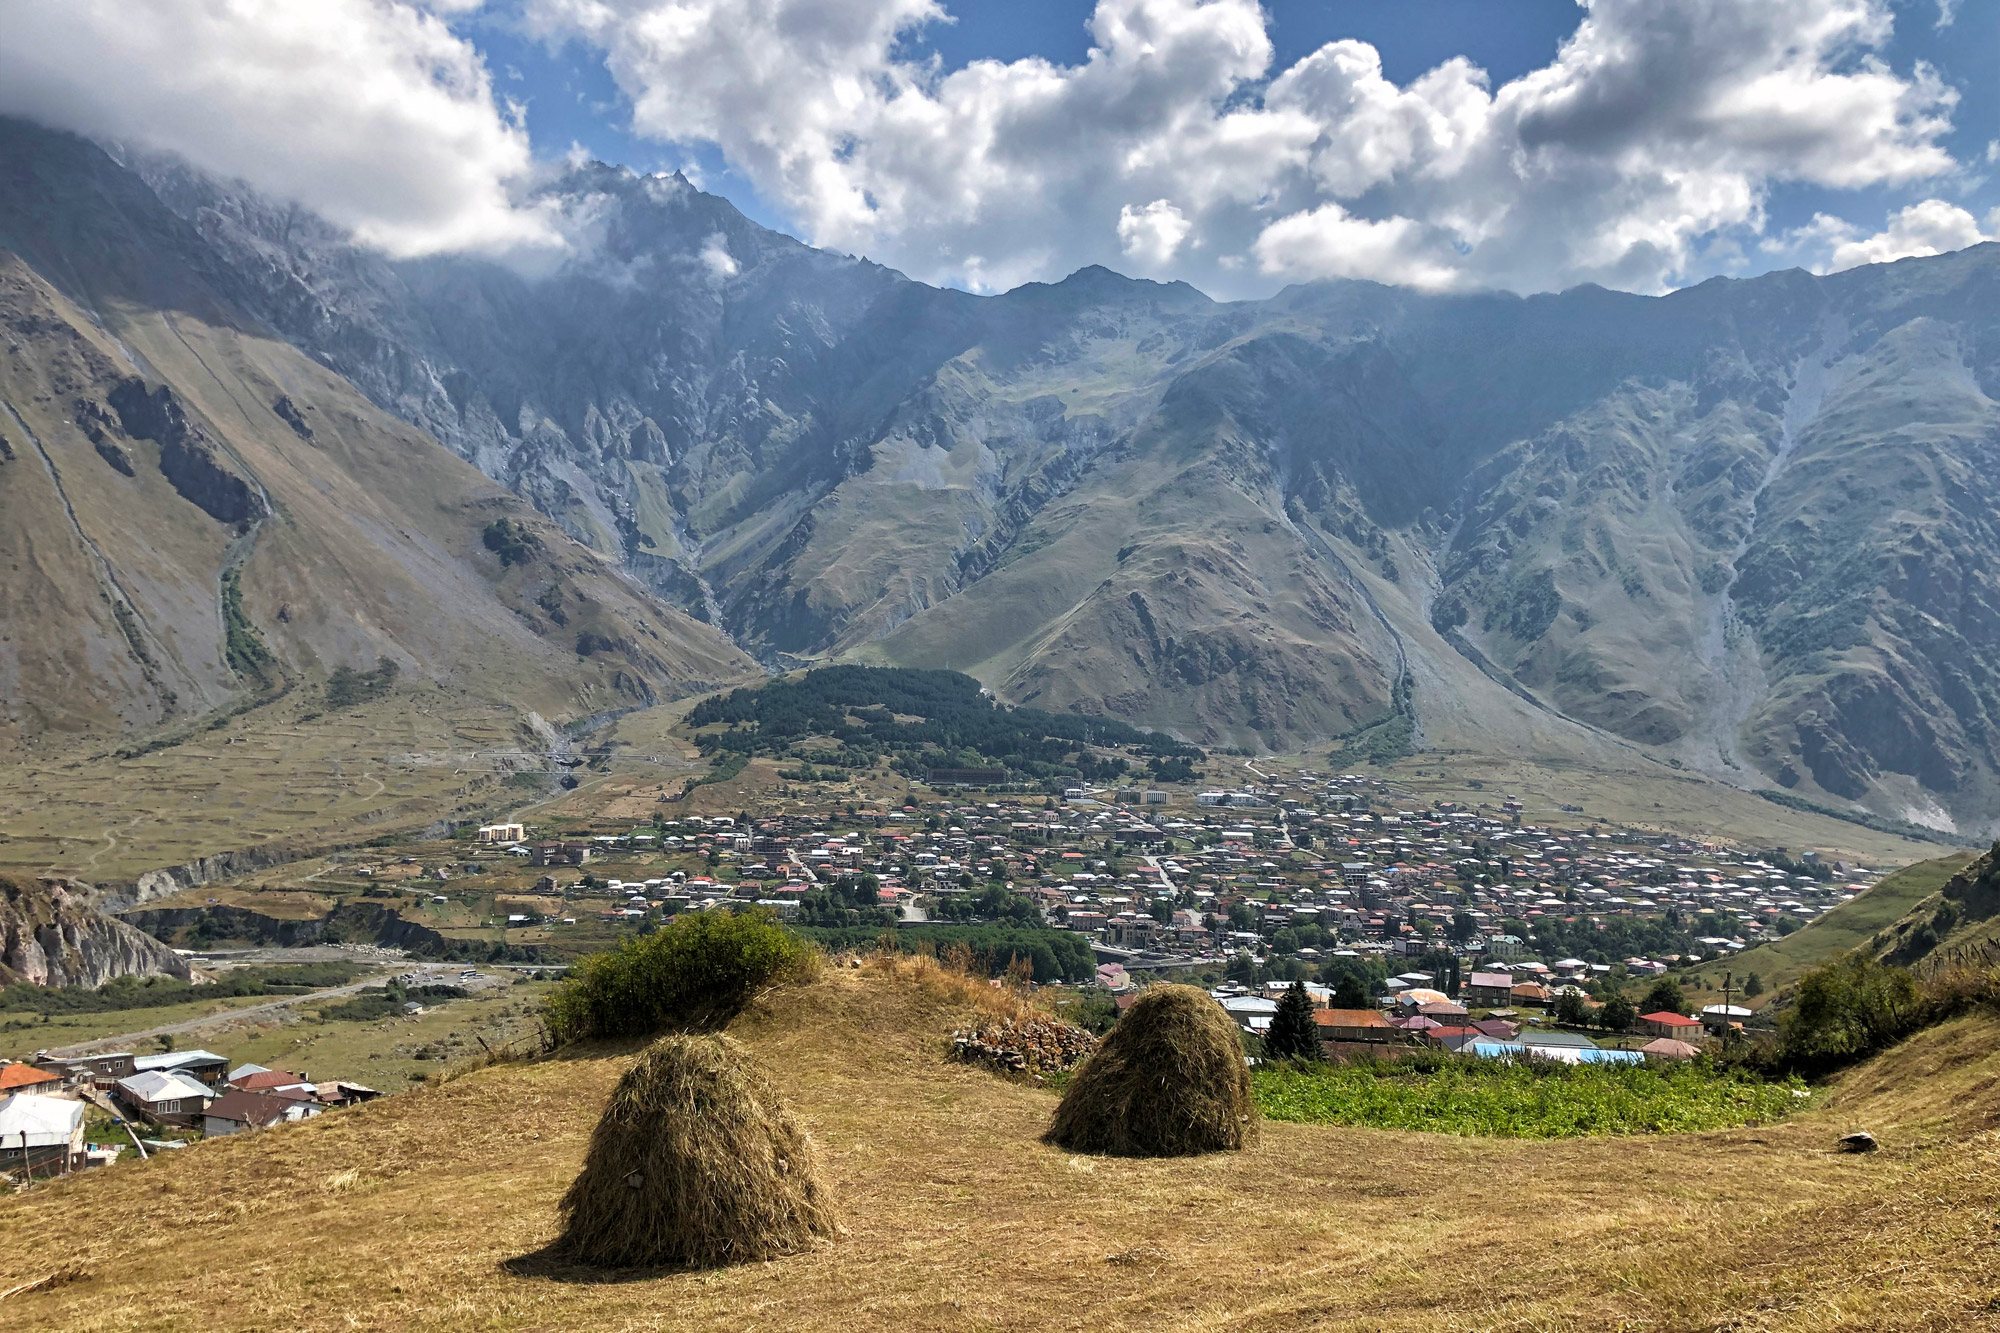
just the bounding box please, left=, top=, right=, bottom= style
left=951, top=1015, right=1098, bottom=1077
left=550, top=1033, right=836, bottom=1270
left=1044, top=983, right=1255, bottom=1157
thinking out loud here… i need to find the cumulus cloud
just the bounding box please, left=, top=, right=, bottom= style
left=1778, top=198, right=1998, bottom=271
left=1116, top=200, right=1192, bottom=268
left=0, top=0, right=559, bottom=258
left=526, top=0, right=1964, bottom=296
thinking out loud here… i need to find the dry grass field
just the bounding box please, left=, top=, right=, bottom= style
left=1343, top=751, right=1945, bottom=866
left=0, top=692, right=547, bottom=885
left=4, top=962, right=1998, bottom=1332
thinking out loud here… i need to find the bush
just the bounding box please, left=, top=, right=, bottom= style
left=1640, top=978, right=1686, bottom=1016
left=327, top=657, right=399, bottom=709
left=543, top=909, right=818, bottom=1045
left=793, top=923, right=1093, bottom=983
left=481, top=518, right=540, bottom=567
left=1775, top=956, right=1924, bottom=1076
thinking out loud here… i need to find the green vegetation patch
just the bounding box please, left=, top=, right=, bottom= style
left=481, top=518, right=541, bottom=568
left=1255, top=1054, right=1805, bottom=1137
left=1330, top=672, right=1416, bottom=766
left=687, top=665, right=1198, bottom=784
left=1756, top=788, right=1965, bottom=847
left=543, top=908, right=816, bottom=1044
left=319, top=981, right=467, bottom=1023
left=686, top=751, right=749, bottom=790
left=795, top=923, right=1095, bottom=984
left=326, top=657, right=399, bottom=709
left=0, top=962, right=364, bottom=1016
left=220, top=567, right=274, bottom=679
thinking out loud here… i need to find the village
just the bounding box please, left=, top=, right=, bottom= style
left=0, top=1042, right=381, bottom=1180
left=0, top=766, right=1863, bottom=1184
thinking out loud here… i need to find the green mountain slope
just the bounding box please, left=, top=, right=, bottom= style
left=1699, top=853, right=1977, bottom=1007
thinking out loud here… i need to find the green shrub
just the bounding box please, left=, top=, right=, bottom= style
left=542, top=909, right=818, bottom=1045
left=326, top=657, right=399, bottom=709
left=220, top=567, right=274, bottom=679
left=481, top=518, right=541, bottom=568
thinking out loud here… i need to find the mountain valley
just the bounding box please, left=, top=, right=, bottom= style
left=2, top=115, right=1998, bottom=841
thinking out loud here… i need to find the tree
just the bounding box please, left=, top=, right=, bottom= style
left=1266, top=980, right=1322, bottom=1062
left=1331, top=972, right=1370, bottom=1010
left=1744, top=972, right=1765, bottom=997
left=1641, top=977, right=1685, bottom=1016
left=1600, top=994, right=1637, bottom=1032
left=1555, top=989, right=1590, bottom=1027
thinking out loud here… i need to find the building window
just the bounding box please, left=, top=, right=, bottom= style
left=161, top=1100, right=178, bottom=1113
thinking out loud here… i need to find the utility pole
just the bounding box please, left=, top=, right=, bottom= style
left=1720, top=969, right=1736, bottom=1048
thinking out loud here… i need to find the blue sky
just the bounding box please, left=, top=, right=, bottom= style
left=5, top=1, right=1993, bottom=297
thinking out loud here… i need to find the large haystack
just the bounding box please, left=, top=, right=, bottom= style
left=551, top=1033, right=837, bottom=1269
left=1043, top=984, right=1256, bottom=1157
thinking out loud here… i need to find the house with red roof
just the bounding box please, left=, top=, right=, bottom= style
left=0, top=1063, right=62, bottom=1096
left=1639, top=1011, right=1704, bottom=1040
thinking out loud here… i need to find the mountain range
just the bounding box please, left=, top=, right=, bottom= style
left=2, top=116, right=1997, bottom=836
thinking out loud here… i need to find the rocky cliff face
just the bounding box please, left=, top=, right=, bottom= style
left=0, top=876, right=191, bottom=988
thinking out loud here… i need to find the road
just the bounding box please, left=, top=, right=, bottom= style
left=1239, top=758, right=1296, bottom=848
left=46, top=977, right=387, bottom=1058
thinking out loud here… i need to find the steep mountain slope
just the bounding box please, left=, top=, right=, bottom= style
left=0, top=122, right=752, bottom=758
left=1871, top=840, right=2000, bottom=971
left=0, top=875, right=189, bottom=987
left=7, top=116, right=2000, bottom=834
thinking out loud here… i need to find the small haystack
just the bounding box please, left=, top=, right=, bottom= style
left=1043, top=984, right=1256, bottom=1157
left=551, top=1033, right=836, bottom=1269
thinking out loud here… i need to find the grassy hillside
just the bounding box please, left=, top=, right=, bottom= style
left=1691, top=852, right=1977, bottom=1008
left=7, top=963, right=2000, bottom=1331
left=1868, top=842, right=2000, bottom=973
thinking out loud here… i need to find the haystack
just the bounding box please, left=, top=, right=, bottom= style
left=551, top=1033, right=837, bottom=1269
left=1043, top=984, right=1256, bottom=1157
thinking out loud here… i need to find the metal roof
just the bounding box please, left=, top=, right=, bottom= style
left=0, top=1093, right=84, bottom=1147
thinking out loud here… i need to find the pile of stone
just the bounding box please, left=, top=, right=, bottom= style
left=950, top=1016, right=1098, bottom=1078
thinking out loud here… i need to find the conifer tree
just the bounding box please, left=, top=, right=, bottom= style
left=1267, top=979, right=1322, bottom=1062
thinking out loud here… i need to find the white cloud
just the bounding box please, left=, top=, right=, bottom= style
left=0, top=0, right=559, bottom=259
left=1778, top=198, right=1997, bottom=272
left=1116, top=200, right=1192, bottom=268
left=1253, top=206, right=1458, bottom=290
left=0, top=0, right=1973, bottom=297
left=1936, top=0, right=1961, bottom=28
left=699, top=232, right=740, bottom=278
left=527, top=0, right=1965, bottom=296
